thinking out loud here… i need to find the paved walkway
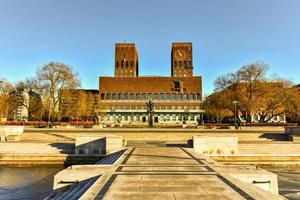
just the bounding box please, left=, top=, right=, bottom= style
left=91, top=147, right=284, bottom=200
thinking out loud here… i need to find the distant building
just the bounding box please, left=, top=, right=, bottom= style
left=59, top=89, right=99, bottom=121
left=99, top=42, right=203, bottom=124
left=8, top=89, right=42, bottom=121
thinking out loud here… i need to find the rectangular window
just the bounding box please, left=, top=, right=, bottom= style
left=107, top=93, right=111, bottom=100
left=160, top=93, right=165, bottom=101
left=112, top=93, right=117, bottom=100
left=130, top=93, right=135, bottom=100
left=136, top=93, right=140, bottom=100
left=184, top=105, right=188, bottom=110
left=183, top=93, right=188, bottom=100
left=166, top=94, right=170, bottom=101
left=178, top=105, right=182, bottom=110
left=166, top=105, right=170, bottom=110
left=142, top=93, right=146, bottom=100
left=118, top=93, right=123, bottom=100
left=196, top=93, right=201, bottom=100
left=160, top=105, right=165, bottom=110
left=178, top=93, right=182, bottom=101
left=154, top=93, right=158, bottom=100
left=148, top=93, right=152, bottom=100
left=172, top=93, right=176, bottom=101
left=172, top=105, right=176, bottom=110
left=190, top=93, right=195, bottom=100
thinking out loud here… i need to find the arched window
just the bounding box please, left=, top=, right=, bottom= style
left=107, top=93, right=111, bottom=100
left=121, top=61, right=124, bottom=68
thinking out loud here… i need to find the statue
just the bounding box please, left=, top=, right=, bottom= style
left=146, top=99, right=154, bottom=127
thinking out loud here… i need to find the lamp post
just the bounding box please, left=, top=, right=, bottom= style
left=233, top=101, right=238, bottom=129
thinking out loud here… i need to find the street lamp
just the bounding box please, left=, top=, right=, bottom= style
left=233, top=101, right=238, bottom=129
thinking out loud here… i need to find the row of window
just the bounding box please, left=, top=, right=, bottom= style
left=116, top=60, right=138, bottom=68
left=105, top=105, right=201, bottom=110
left=105, top=114, right=201, bottom=121
left=173, top=61, right=192, bottom=68
left=100, top=93, right=201, bottom=101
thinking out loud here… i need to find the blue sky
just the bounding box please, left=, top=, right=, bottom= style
left=0, top=0, right=299, bottom=95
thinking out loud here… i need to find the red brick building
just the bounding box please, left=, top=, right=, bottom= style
left=99, top=42, right=203, bottom=124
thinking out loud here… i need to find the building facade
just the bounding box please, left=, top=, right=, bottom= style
left=59, top=89, right=99, bottom=121
left=99, top=42, right=203, bottom=125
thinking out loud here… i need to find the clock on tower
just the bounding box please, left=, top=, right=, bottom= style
left=171, top=42, right=193, bottom=77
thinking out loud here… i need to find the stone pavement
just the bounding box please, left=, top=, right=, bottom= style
left=88, top=147, right=285, bottom=200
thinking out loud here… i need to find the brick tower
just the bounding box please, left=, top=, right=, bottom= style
left=115, top=43, right=139, bottom=77
left=171, top=42, right=193, bottom=77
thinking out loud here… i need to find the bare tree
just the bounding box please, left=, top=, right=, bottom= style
left=214, top=62, right=269, bottom=122
left=35, top=62, right=81, bottom=121
left=0, top=79, right=15, bottom=120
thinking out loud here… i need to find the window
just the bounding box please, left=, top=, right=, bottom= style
left=118, top=93, right=123, bottom=100
left=160, top=93, right=165, bottom=101
left=172, top=114, right=176, bottom=121
left=178, top=93, right=182, bottom=101
left=184, top=105, right=188, bottom=110
left=121, top=61, right=124, bottom=68
left=118, top=105, right=122, bottom=110
left=172, top=105, right=176, bottom=110
left=112, top=93, right=117, bottom=100
left=124, top=106, right=128, bottom=110
left=131, top=61, right=134, bottom=67
left=179, top=61, right=182, bottom=68
left=190, top=93, right=194, bottom=100
left=166, top=93, right=170, bottom=101
left=148, top=93, right=152, bottom=100
left=100, top=93, right=105, bottom=100
left=166, top=105, right=170, bottom=110
left=183, top=93, right=188, bottom=100
left=107, top=93, right=111, bottom=100
left=178, top=105, right=182, bottom=110
left=160, top=105, right=165, bottom=110
left=174, top=61, right=177, bottom=67
left=196, top=93, right=201, bottom=100
left=116, top=61, right=119, bottom=68
left=136, top=93, right=140, bottom=100
left=124, top=93, right=129, bottom=100
left=154, top=93, right=158, bottom=100
left=130, top=93, right=135, bottom=100
left=126, top=61, right=128, bottom=68
left=196, top=106, right=200, bottom=110
left=190, top=105, right=194, bottom=110
left=172, top=93, right=176, bottom=101
left=142, top=93, right=146, bottom=100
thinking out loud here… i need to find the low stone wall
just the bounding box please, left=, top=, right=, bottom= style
left=75, top=135, right=123, bottom=156
left=193, top=135, right=238, bottom=155
left=285, top=127, right=300, bottom=142
left=0, top=126, right=24, bottom=141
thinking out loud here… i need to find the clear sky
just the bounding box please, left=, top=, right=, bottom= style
left=0, top=0, right=299, bottom=95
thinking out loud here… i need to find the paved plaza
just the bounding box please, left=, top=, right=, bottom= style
left=91, top=147, right=284, bottom=200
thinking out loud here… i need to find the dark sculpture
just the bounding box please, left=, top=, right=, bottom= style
left=146, top=99, right=154, bottom=127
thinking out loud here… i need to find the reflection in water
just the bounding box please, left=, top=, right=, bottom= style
left=0, top=166, right=63, bottom=200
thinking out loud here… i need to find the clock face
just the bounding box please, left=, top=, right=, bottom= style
left=175, top=49, right=186, bottom=59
